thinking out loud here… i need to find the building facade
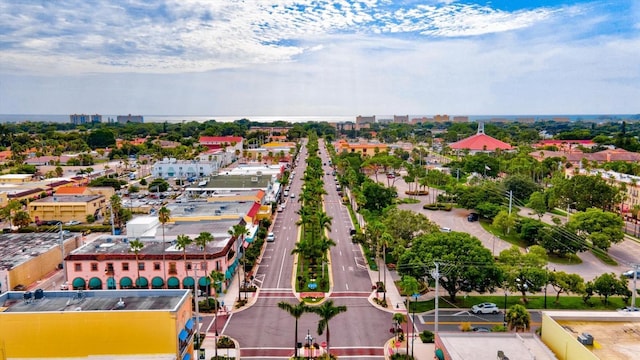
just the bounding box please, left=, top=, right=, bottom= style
left=0, top=289, right=194, bottom=360
left=117, top=114, right=144, bottom=124
left=28, top=194, right=106, bottom=223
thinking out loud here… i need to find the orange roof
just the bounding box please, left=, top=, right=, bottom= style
left=338, top=143, right=387, bottom=149
left=56, top=186, right=88, bottom=195
left=450, top=133, right=512, bottom=151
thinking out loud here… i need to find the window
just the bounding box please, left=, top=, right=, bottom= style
left=138, top=262, right=145, bottom=271
left=74, top=263, right=82, bottom=271
left=169, top=262, right=177, bottom=275
left=90, top=263, right=98, bottom=271
left=154, top=262, right=161, bottom=271
left=186, top=262, right=192, bottom=270
left=106, top=263, right=114, bottom=274
left=216, top=261, right=220, bottom=271
left=201, top=262, right=207, bottom=271
left=122, top=263, right=129, bottom=271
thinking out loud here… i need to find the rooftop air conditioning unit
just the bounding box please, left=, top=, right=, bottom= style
left=577, top=332, right=594, bottom=345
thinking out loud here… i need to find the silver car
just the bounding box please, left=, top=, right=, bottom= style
left=471, top=302, right=499, bottom=314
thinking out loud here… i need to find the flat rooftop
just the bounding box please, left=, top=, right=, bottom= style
left=0, top=289, right=189, bottom=313
left=438, top=333, right=556, bottom=360
left=0, top=232, right=79, bottom=270
left=556, top=317, right=640, bottom=359
left=166, top=201, right=254, bottom=219
left=32, top=194, right=102, bottom=203
left=191, top=175, right=274, bottom=190
left=70, top=230, right=231, bottom=257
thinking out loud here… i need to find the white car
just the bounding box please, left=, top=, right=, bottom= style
left=65, top=220, right=81, bottom=226
left=266, top=232, right=275, bottom=242
left=471, top=302, right=499, bottom=314
left=290, top=193, right=296, bottom=198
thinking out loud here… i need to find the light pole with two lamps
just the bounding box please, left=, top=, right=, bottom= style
left=305, top=329, right=314, bottom=360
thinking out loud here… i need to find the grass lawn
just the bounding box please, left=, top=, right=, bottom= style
left=591, top=248, right=618, bottom=266
left=547, top=253, right=582, bottom=265
left=410, top=294, right=636, bottom=313
left=479, top=220, right=528, bottom=248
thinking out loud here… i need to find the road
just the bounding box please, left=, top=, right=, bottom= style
left=415, top=309, right=542, bottom=333
left=222, top=140, right=392, bottom=359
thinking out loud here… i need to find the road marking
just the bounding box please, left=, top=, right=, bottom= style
left=453, top=311, right=470, bottom=316
left=345, top=283, right=349, bottom=290
left=276, top=248, right=287, bottom=288
left=348, top=266, right=354, bottom=271
left=342, top=265, right=345, bottom=271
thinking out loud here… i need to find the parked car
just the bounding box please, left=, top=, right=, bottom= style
left=622, top=269, right=640, bottom=278
left=60, top=282, right=69, bottom=290
left=618, top=306, right=640, bottom=312
left=65, top=220, right=81, bottom=226
left=467, top=213, right=479, bottom=222
left=471, top=302, right=499, bottom=314
left=266, top=232, right=276, bottom=242
left=472, top=326, right=491, bottom=332
left=290, top=193, right=295, bottom=198
left=440, top=227, right=452, bottom=233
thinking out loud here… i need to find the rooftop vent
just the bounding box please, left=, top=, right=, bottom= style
left=578, top=332, right=594, bottom=345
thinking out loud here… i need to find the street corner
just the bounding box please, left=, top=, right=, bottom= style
left=384, top=336, right=407, bottom=359
left=368, top=291, right=401, bottom=313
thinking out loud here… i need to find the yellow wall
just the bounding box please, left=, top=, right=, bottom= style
left=9, top=236, right=80, bottom=288
left=208, top=195, right=257, bottom=203
left=0, top=192, right=7, bottom=207
left=0, top=294, right=192, bottom=358
left=28, top=196, right=105, bottom=222
left=541, top=313, right=598, bottom=360
left=172, top=214, right=241, bottom=222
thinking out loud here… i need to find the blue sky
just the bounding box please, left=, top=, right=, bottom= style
left=0, top=0, right=638, bottom=117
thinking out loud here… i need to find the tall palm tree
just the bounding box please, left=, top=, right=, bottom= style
left=506, top=304, right=531, bottom=332
left=158, top=206, right=171, bottom=287
left=129, top=239, right=144, bottom=287
left=309, top=300, right=347, bottom=356
left=228, top=224, right=248, bottom=302
left=175, top=234, right=192, bottom=268
left=194, top=231, right=214, bottom=268
left=277, top=301, right=310, bottom=358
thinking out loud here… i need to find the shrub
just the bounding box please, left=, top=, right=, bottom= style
left=419, top=330, right=434, bottom=343
left=217, top=336, right=235, bottom=348
left=459, top=322, right=473, bottom=332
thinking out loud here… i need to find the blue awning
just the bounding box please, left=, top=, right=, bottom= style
left=225, top=269, right=232, bottom=280
left=179, top=329, right=188, bottom=342
left=185, top=318, right=194, bottom=330
left=183, top=354, right=191, bottom=360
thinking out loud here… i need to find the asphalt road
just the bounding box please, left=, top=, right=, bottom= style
left=223, top=141, right=394, bottom=359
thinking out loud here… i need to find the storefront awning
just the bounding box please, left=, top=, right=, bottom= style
left=167, top=276, right=180, bottom=289
left=185, top=318, right=194, bottom=331
left=183, top=276, right=195, bottom=287
left=179, top=329, right=188, bottom=342
left=151, top=277, right=164, bottom=288
left=72, top=277, right=85, bottom=289
left=136, top=277, right=149, bottom=288
left=88, top=277, right=102, bottom=289
left=120, top=277, right=133, bottom=288
left=198, top=277, right=210, bottom=287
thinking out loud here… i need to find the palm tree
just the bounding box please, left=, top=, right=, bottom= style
left=158, top=206, right=171, bottom=287
left=309, top=300, right=347, bottom=356
left=506, top=304, right=531, bottom=332
left=129, top=239, right=144, bottom=287
left=175, top=234, right=193, bottom=268
left=277, top=301, right=310, bottom=358
left=208, top=270, right=225, bottom=299
left=392, top=312, right=406, bottom=341
left=228, top=224, right=249, bottom=302
left=194, top=231, right=214, bottom=270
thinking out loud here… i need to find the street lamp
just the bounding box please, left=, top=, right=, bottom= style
left=411, top=293, right=419, bottom=359
left=192, top=265, right=202, bottom=359
left=503, top=291, right=508, bottom=326
left=305, top=329, right=314, bottom=360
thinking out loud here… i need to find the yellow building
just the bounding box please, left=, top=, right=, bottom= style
left=28, top=194, right=106, bottom=223
left=0, top=289, right=194, bottom=359
left=0, top=191, right=7, bottom=208
left=334, top=140, right=388, bottom=156
left=0, top=174, right=33, bottom=184
left=0, top=232, right=83, bottom=292
left=541, top=310, right=640, bottom=359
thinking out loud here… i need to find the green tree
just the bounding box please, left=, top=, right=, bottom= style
left=527, top=191, right=547, bottom=220
left=498, top=245, right=548, bottom=302
left=567, top=208, right=624, bottom=251
left=398, top=232, right=502, bottom=301
left=175, top=234, right=193, bottom=266
left=0, top=200, right=23, bottom=228
left=361, top=179, right=396, bottom=213
left=87, top=128, right=116, bottom=149
left=228, top=224, right=248, bottom=302
left=548, top=271, right=586, bottom=303
left=493, top=210, right=517, bottom=235
left=129, top=239, right=144, bottom=286
left=554, top=175, right=622, bottom=212
left=277, top=301, right=310, bottom=358
left=13, top=210, right=32, bottom=228
left=592, top=273, right=631, bottom=305
left=158, top=206, right=171, bottom=287
left=503, top=174, right=540, bottom=202
left=506, top=304, right=531, bottom=332
left=308, top=300, right=347, bottom=356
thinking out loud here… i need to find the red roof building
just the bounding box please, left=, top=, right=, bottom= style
left=199, top=136, right=243, bottom=149
left=449, top=123, right=512, bottom=152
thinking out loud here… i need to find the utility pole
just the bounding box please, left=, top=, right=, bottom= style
left=633, top=264, right=639, bottom=310
left=431, top=262, right=440, bottom=335
left=59, top=223, right=67, bottom=283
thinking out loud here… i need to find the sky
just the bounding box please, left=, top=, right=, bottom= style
left=0, top=0, right=638, bottom=117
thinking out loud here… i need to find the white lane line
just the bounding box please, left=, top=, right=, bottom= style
left=276, top=248, right=287, bottom=288
left=345, top=283, right=349, bottom=290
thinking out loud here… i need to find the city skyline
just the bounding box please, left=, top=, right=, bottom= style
left=0, top=0, right=638, bottom=116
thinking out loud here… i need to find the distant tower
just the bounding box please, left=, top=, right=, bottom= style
left=477, top=121, right=485, bottom=134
